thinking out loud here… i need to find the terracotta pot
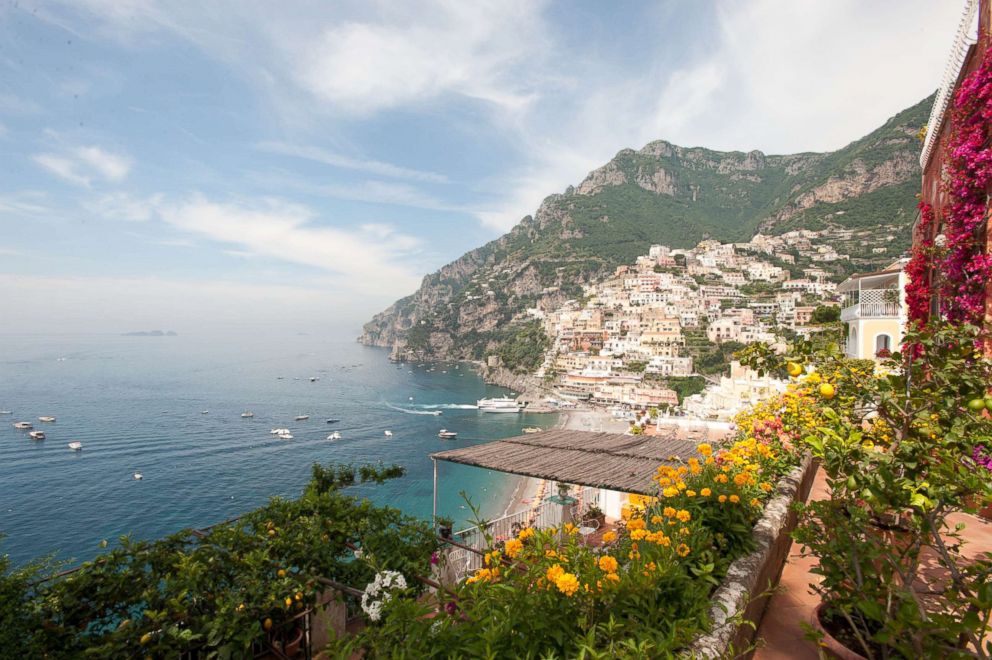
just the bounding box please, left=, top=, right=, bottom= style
left=811, top=603, right=868, bottom=660
left=282, top=625, right=304, bottom=658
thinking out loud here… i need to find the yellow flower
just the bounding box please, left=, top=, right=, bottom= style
left=651, top=515, right=663, bottom=525
left=678, top=527, right=690, bottom=536
left=663, top=506, right=676, bottom=518
left=760, top=482, right=773, bottom=492
left=504, top=538, right=522, bottom=559
left=714, top=474, right=728, bottom=484
left=554, top=572, right=580, bottom=596
left=602, top=531, right=617, bottom=543
left=546, top=564, right=564, bottom=583
left=517, top=527, right=535, bottom=541
left=729, top=494, right=740, bottom=504
left=719, top=495, right=727, bottom=503
left=605, top=572, right=620, bottom=583
left=733, top=473, right=748, bottom=486
left=676, top=509, right=691, bottom=523
left=700, top=488, right=712, bottom=497
left=564, top=522, right=578, bottom=535
left=631, top=529, right=647, bottom=540
left=627, top=518, right=646, bottom=531
left=686, top=490, right=696, bottom=497
left=676, top=543, right=690, bottom=557
left=750, top=498, right=761, bottom=508
left=598, top=555, right=619, bottom=573
left=697, top=443, right=713, bottom=457
left=662, top=486, right=678, bottom=498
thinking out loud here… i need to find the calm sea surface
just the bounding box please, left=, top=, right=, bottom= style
left=0, top=333, right=555, bottom=566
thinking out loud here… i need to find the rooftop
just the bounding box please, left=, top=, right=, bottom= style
left=431, top=429, right=703, bottom=495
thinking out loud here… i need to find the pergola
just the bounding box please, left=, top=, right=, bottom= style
left=429, top=429, right=702, bottom=521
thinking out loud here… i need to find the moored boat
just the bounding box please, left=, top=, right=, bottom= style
left=327, top=431, right=342, bottom=440
left=68, top=441, right=82, bottom=451
left=477, top=397, right=522, bottom=413
left=241, top=411, right=254, bottom=418
left=438, top=429, right=457, bottom=439
left=29, top=431, right=45, bottom=440
left=384, top=430, right=393, bottom=436
left=295, top=415, right=310, bottom=421
left=38, top=416, right=56, bottom=422
left=13, top=421, right=32, bottom=430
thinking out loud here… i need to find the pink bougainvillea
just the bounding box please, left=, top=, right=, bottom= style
left=905, top=201, right=935, bottom=326
left=938, top=46, right=992, bottom=324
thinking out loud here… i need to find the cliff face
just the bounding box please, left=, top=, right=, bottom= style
left=360, top=95, right=933, bottom=362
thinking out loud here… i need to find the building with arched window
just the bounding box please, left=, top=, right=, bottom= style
left=838, top=259, right=908, bottom=360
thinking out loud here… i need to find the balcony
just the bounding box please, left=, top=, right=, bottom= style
left=840, top=288, right=901, bottom=322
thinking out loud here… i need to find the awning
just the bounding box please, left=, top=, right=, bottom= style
left=431, top=429, right=703, bottom=496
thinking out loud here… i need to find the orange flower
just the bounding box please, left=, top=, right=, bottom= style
left=598, top=555, right=619, bottom=573
left=676, top=543, right=690, bottom=557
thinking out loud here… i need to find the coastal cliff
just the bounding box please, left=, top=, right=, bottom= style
left=360, top=95, right=933, bottom=364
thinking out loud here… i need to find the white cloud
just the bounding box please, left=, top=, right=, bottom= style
left=0, top=191, right=51, bottom=216
left=84, top=192, right=163, bottom=221
left=33, top=145, right=133, bottom=187
left=157, top=195, right=424, bottom=296
left=256, top=141, right=448, bottom=183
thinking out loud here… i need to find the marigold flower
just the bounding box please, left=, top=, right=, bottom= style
left=760, top=482, right=773, bottom=492
left=662, top=486, right=678, bottom=498
left=605, top=572, right=620, bottom=583
left=517, top=527, right=535, bottom=541
left=676, top=509, right=691, bottom=523
left=719, top=495, right=728, bottom=503
left=686, top=490, right=696, bottom=497
left=663, top=506, right=676, bottom=517
left=729, top=494, right=740, bottom=504
left=651, top=514, right=663, bottom=525
left=554, top=572, right=580, bottom=596
left=714, top=474, right=728, bottom=484
left=700, top=488, right=712, bottom=497
left=697, top=443, right=713, bottom=457
left=627, top=518, right=646, bottom=531
left=546, top=564, right=564, bottom=583
left=504, top=538, right=522, bottom=558
left=602, top=531, right=617, bottom=543
left=676, top=543, right=690, bottom=557
left=750, top=498, right=761, bottom=508
left=631, top=529, right=647, bottom=540
left=733, top=473, right=748, bottom=486
left=598, top=555, right=619, bottom=573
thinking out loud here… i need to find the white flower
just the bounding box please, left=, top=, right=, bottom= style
left=360, top=570, right=408, bottom=621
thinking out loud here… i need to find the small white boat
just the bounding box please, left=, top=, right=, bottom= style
left=522, top=427, right=542, bottom=434
left=0, top=410, right=12, bottom=415
left=438, top=429, right=457, bottom=439
left=270, top=428, right=290, bottom=435
left=133, top=472, right=143, bottom=480
left=327, top=432, right=342, bottom=440
left=38, top=416, right=56, bottom=422
left=13, top=422, right=32, bottom=430
left=278, top=433, right=294, bottom=440
left=201, top=410, right=209, bottom=414
left=295, top=415, right=310, bottom=421
left=309, top=376, right=319, bottom=382
left=430, top=411, right=443, bottom=416
left=68, top=441, right=82, bottom=451
left=241, top=411, right=254, bottom=418
left=384, top=430, right=393, bottom=437
left=29, top=431, right=45, bottom=440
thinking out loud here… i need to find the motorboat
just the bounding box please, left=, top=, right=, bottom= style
left=295, top=415, right=310, bottom=421
left=325, top=418, right=340, bottom=424
left=309, top=376, right=319, bottom=382
left=29, top=431, right=45, bottom=440
left=278, top=433, right=293, bottom=440
left=384, top=430, right=393, bottom=437
left=327, top=432, right=342, bottom=440
left=522, top=427, right=542, bottom=434
left=201, top=410, right=209, bottom=414
left=270, top=428, right=290, bottom=435
left=0, top=410, right=12, bottom=415
left=133, top=472, right=143, bottom=480
left=13, top=422, right=32, bottom=430
left=438, top=429, right=457, bottom=439
left=38, top=416, right=56, bottom=422
left=477, top=397, right=522, bottom=413
left=68, top=441, right=82, bottom=451
left=241, top=411, right=254, bottom=418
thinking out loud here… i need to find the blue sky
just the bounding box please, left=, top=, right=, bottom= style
left=0, top=0, right=964, bottom=336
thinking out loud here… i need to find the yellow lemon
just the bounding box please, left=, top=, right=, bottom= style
left=263, top=617, right=273, bottom=631
left=786, top=362, right=803, bottom=377
left=277, top=569, right=286, bottom=578
left=819, top=383, right=836, bottom=400
left=140, top=632, right=152, bottom=645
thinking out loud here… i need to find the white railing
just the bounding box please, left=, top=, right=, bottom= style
left=921, top=0, right=979, bottom=169
left=840, top=289, right=900, bottom=321
left=446, top=486, right=600, bottom=581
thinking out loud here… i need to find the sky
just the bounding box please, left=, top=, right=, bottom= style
left=0, top=0, right=967, bottom=337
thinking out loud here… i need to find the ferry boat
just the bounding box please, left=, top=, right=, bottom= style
left=476, top=397, right=522, bottom=413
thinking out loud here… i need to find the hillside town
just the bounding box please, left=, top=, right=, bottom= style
left=527, top=231, right=878, bottom=420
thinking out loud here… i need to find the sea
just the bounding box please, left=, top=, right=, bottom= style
left=0, top=332, right=556, bottom=567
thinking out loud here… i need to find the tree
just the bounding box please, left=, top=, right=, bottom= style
left=811, top=305, right=840, bottom=324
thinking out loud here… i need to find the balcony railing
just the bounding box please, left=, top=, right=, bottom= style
left=841, top=289, right=901, bottom=321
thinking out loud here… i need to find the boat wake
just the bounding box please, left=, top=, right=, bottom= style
left=413, top=403, right=479, bottom=410
left=384, top=402, right=478, bottom=414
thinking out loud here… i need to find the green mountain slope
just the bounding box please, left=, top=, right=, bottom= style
left=360, top=95, right=932, bottom=364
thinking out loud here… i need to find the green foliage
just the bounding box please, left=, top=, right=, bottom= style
left=5, top=463, right=435, bottom=657
left=494, top=320, right=550, bottom=374
left=791, top=323, right=992, bottom=658
left=811, top=304, right=840, bottom=324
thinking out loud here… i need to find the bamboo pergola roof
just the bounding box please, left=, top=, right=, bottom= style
left=431, top=430, right=702, bottom=496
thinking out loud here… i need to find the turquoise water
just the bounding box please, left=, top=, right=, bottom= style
left=0, top=333, right=555, bottom=566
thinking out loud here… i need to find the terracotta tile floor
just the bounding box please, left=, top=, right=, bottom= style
left=754, top=469, right=992, bottom=659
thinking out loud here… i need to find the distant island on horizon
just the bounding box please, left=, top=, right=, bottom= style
left=122, top=330, right=178, bottom=337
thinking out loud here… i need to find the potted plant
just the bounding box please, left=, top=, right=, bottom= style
left=583, top=505, right=605, bottom=528
left=789, top=323, right=992, bottom=658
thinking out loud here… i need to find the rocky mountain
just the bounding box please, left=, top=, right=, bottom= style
left=360, top=95, right=933, bottom=365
